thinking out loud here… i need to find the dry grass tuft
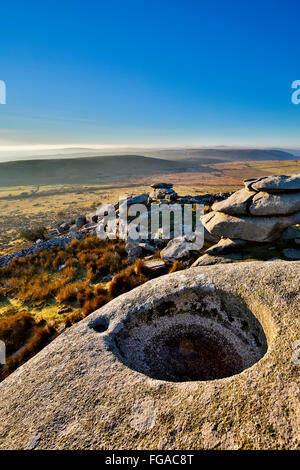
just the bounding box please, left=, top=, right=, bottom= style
left=0, top=311, right=57, bottom=381
left=0, top=235, right=163, bottom=379
left=108, top=259, right=151, bottom=298
left=19, top=225, right=47, bottom=242
left=169, top=260, right=186, bottom=273
left=82, top=295, right=109, bottom=316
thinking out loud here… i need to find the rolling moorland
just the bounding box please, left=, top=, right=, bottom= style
left=0, top=152, right=299, bottom=249
left=0, top=151, right=299, bottom=384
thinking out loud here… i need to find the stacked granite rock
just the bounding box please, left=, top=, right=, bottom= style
left=149, top=182, right=178, bottom=201
left=201, top=174, right=300, bottom=242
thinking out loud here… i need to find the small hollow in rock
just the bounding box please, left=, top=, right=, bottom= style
left=89, top=316, right=109, bottom=333
left=112, top=290, right=268, bottom=382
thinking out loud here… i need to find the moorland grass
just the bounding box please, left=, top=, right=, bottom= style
left=0, top=235, right=176, bottom=380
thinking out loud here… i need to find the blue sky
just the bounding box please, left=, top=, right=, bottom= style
left=0, top=0, right=300, bottom=149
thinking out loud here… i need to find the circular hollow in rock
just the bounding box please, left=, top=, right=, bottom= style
left=112, top=291, right=268, bottom=382
left=89, top=316, right=109, bottom=333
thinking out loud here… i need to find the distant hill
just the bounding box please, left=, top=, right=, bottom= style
left=148, top=148, right=296, bottom=162
left=0, top=149, right=297, bottom=187
left=0, top=154, right=189, bottom=187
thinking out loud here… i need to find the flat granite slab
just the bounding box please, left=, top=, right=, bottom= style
left=0, top=261, right=299, bottom=450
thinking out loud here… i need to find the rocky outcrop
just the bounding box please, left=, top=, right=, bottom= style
left=150, top=182, right=173, bottom=189
left=0, top=261, right=299, bottom=450
left=0, top=234, right=82, bottom=268
left=212, top=189, right=255, bottom=215
left=247, top=174, right=300, bottom=192
left=119, top=194, right=149, bottom=208
left=149, top=187, right=178, bottom=201
left=250, top=191, right=300, bottom=216
left=202, top=210, right=300, bottom=242
left=203, top=175, right=300, bottom=242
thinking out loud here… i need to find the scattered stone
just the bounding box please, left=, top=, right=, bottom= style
left=125, top=237, right=143, bottom=263
left=0, top=235, right=78, bottom=268
left=75, top=215, right=86, bottom=228
left=204, top=238, right=248, bottom=256
left=118, top=194, right=150, bottom=212
left=126, top=194, right=149, bottom=205
left=161, top=234, right=202, bottom=261
left=80, top=223, right=98, bottom=236
left=138, top=241, right=156, bottom=253
left=143, top=259, right=167, bottom=271
left=58, top=222, right=70, bottom=234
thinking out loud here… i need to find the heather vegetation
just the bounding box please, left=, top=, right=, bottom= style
left=19, top=225, right=47, bottom=242
left=0, top=235, right=180, bottom=380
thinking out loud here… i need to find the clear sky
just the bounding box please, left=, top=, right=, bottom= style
left=0, top=0, right=300, bottom=150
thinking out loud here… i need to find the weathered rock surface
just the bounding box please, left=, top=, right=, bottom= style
left=202, top=210, right=300, bottom=242
left=191, top=253, right=239, bottom=266
left=149, top=187, right=177, bottom=201
left=212, top=189, right=256, bottom=215
left=150, top=182, right=173, bottom=189
left=119, top=194, right=149, bottom=209
left=75, top=215, right=86, bottom=228
left=0, top=235, right=81, bottom=268
left=250, top=191, right=300, bottom=216
left=203, top=227, right=220, bottom=243
left=125, top=237, right=143, bottom=262
left=0, top=261, right=299, bottom=450
left=247, top=174, right=300, bottom=193
left=138, top=241, right=156, bottom=254
left=143, top=259, right=167, bottom=271
left=244, top=178, right=259, bottom=191
left=161, top=234, right=203, bottom=261
left=204, top=238, right=248, bottom=256
left=57, top=222, right=71, bottom=234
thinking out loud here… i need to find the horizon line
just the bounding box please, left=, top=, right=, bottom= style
left=0, top=144, right=300, bottom=152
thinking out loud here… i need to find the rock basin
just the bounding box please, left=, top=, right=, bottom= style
left=0, top=261, right=299, bottom=450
